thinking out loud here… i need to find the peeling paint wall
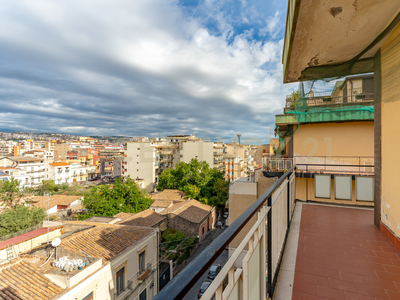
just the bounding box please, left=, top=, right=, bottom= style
left=380, top=22, right=400, bottom=238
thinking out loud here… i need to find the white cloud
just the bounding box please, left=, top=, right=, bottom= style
left=0, top=0, right=295, bottom=142
left=259, top=11, right=281, bottom=38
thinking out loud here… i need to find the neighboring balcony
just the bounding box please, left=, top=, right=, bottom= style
left=154, top=166, right=399, bottom=300
left=284, top=87, right=374, bottom=111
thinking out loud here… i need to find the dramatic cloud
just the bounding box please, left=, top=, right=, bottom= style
left=0, top=0, right=295, bottom=143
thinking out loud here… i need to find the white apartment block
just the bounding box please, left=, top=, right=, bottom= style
left=125, top=142, right=159, bottom=192
left=0, top=156, right=45, bottom=187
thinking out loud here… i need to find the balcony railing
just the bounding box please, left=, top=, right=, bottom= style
left=285, top=87, right=374, bottom=109
left=264, top=156, right=374, bottom=175
left=154, top=166, right=296, bottom=299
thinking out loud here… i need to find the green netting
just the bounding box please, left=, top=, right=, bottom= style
left=275, top=78, right=375, bottom=153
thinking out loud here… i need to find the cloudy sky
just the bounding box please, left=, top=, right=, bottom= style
left=0, top=0, right=296, bottom=143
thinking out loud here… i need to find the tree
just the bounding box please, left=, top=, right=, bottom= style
left=79, top=176, right=152, bottom=220
left=0, top=205, right=47, bottom=236
left=156, top=159, right=229, bottom=212
left=36, top=180, right=59, bottom=196
left=0, top=178, right=25, bottom=208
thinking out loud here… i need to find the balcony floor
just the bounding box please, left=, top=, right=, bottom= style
left=282, top=203, right=400, bottom=300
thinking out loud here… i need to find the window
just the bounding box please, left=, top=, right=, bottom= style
left=82, top=292, right=93, bottom=300
left=139, top=289, right=147, bottom=300
left=139, top=251, right=146, bottom=273
left=116, top=267, right=125, bottom=296
left=137, top=148, right=140, bottom=150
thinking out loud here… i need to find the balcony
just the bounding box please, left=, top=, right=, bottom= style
left=285, top=87, right=374, bottom=110
left=154, top=167, right=399, bottom=300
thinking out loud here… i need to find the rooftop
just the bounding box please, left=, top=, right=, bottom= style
left=151, top=189, right=186, bottom=203
left=117, top=209, right=166, bottom=228
left=160, top=199, right=213, bottom=224
left=0, top=259, right=64, bottom=299
left=49, top=162, right=70, bottom=167
left=61, top=224, right=155, bottom=261
left=30, top=195, right=82, bottom=210
left=150, top=200, right=173, bottom=208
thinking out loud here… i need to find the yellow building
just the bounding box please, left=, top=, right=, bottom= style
left=282, top=0, right=400, bottom=248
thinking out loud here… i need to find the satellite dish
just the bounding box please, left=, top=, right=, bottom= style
left=51, top=238, right=61, bottom=247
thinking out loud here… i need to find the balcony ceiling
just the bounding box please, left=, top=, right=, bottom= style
left=283, top=0, right=400, bottom=83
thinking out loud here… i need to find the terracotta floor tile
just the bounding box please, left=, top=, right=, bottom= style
left=328, top=278, right=357, bottom=293
left=386, top=289, right=400, bottom=300
left=314, top=267, right=340, bottom=280
left=291, top=204, right=400, bottom=300
left=383, top=264, right=400, bottom=274
left=355, top=284, right=390, bottom=300
left=344, top=291, right=374, bottom=300
left=316, top=285, right=345, bottom=300
left=293, top=280, right=317, bottom=295
left=364, top=276, right=398, bottom=291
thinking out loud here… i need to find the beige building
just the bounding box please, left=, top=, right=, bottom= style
left=54, top=143, right=71, bottom=160
left=176, top=140, right=213, bottom=167
left=281, top=0, right=400, bottom=249
left=225, top=143, right=245, bottom=160
left=223, top=156, right=244, bottom=182
left=125, top=142, right=159, bottom=192
left=227, top=171, right=277, bottom=253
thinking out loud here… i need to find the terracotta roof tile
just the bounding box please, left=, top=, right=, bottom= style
left=160, top=199, right=213, bottom=223
left=0, top=259, right=63, bottom=300
left=118, top=209, right=166, bottom=228
left=61, top=225, right=155, bottom=261
left=49, top=162, right=70, bottom=167
left=30, top=195, right=82, bottom=210
left=150, top=200, right=173, bottom=208
left=151, top=189, right=186, bottom=202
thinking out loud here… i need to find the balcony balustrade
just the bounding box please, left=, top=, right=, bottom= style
left=154, top=167, right=296, bottom=300
left=285, top=87, right=374, bottom=110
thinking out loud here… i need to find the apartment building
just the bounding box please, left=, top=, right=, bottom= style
left=213, top=143, right=225, bottom=171
left=1, top=222, right=159, bottom=300
left=125, top=142, right=159, bottom=192
left=54, top=143, right=71, bottom=160
left=222, top=156, right=244, bottom=182
left=0, top=156, right=45, bottom=187
left=0, top=166, right=30, bottom=188
left=273, top=75, right=375, bottom=206
left=176, top=140, right=213, bottom=167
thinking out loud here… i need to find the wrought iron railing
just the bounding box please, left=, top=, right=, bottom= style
left=153, top=166, right=296, bottom=299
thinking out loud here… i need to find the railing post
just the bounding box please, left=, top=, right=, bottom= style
left=267, top=195, right=272, bottom=298
left=287, top=176, right=290, bottom=230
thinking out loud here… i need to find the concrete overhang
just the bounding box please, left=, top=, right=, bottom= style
left=283, top=0, right=400, bottom=83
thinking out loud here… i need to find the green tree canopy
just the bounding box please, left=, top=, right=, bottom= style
left=156, top=159, right=229, bottom=211
left=0, top=205, right=47, bottom=236
left=79, top=176, right=152, bottom=220
left=0, top=178, right=25, bottom=208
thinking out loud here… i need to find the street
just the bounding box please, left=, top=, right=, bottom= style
left=182, top=226, right=229, bottom=300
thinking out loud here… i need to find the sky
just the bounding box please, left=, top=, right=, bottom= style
left=0, top=0, right=297, bottom=144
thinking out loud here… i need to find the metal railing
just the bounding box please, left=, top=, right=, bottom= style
left=0, top=222, right=43, bottom=241
left=265, top=156, right=374, bottom=175
left=153, top=166, right=296, bottom=300
left=285, top=87, right=374, bottom=109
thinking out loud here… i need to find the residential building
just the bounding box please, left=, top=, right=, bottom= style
left=177, top=140, right=214, bottom=167
left=159, top=199, right=216, bottom=240
left=0, top=222, right=159, bottom=300
left=222, top=156, right=244, bottom=182
left=30, top=195, right=82, bottom=215
left=213, top=142, right=225, bottom=171
left=47, top=162, right=71, bottom=184
left=0, top=166, right=30, bottom=188
left=273, top=74, right=375, bottom=206
left=116, top=209, right=168, bottom=235
left=54, top=143, right=71, bottom=160
left=0, top=156, right=45, bottom=187
left=125, top=142, right=159, bottom=192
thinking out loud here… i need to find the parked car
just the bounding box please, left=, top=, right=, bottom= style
left=223, top=212, right=229, bottom=219
left=197, top=280, right=212, bottom=299
left=216, top=221, right=223, bottom=228
left=207, top=264, right=221, bottom=280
